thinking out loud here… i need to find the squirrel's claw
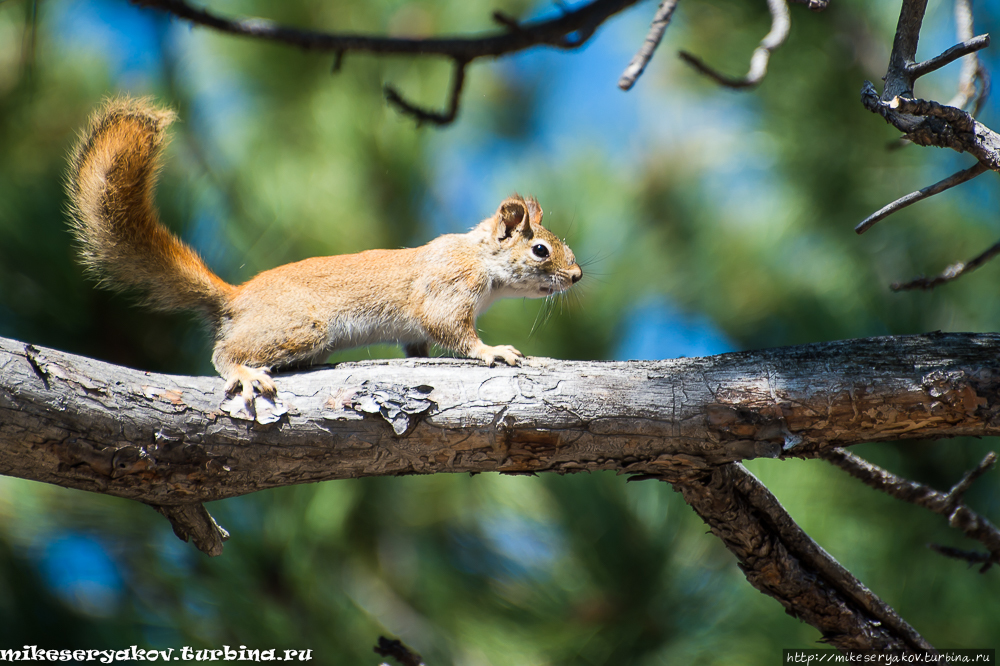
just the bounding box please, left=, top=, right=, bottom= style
left=474, top=344, right=523, bottom=367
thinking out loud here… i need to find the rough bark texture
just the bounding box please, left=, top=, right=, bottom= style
left=4, top=332, right=1000, bottom=501
left=672, top=464, right=932, bottom=650
left=4, top=331, right=1000, bottom=649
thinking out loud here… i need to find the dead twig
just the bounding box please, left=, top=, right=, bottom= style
left=946, top=0, right=990, bottom=113
left=855, top=162, right=988, bottom=234
left=384, top=58, right=468, bottom=126
left=908, top=34, right=990, bottom=80
left=927, top=544, right=994, bottom=572
left=859, top=0, right=1000, bottom=289
left=892, top=237, right=1000, bottom=291
left=618, top=0, right=681, bottom=91
left=374, top=637, right=424, bottom=666
left=822, top=448, right=1000, bottom=568
left=679, top=0, right=790, bottom=89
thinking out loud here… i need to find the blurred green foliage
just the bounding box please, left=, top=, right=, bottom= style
left=1, top=0, right=999, bottom=662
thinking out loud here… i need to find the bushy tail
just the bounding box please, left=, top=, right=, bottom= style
left=67, top=97, right=233, bottom=317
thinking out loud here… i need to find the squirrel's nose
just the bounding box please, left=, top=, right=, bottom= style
left=570, top=265, right=582, bottom=283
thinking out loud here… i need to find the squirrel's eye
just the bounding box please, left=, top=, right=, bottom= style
left=531, top=243, right=550, bottom=260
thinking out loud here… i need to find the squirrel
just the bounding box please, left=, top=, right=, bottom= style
left=66, top=97, right=583, bottom=411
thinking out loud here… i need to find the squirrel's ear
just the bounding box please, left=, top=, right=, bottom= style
left=495, top=196, right=529, bottom=241
left=525, top=197, right=543, bottom=226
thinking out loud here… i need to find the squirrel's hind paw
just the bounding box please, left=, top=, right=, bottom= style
left=473, top=344, right=523, bottom=367
left=221, top=366, right=286, bottom=423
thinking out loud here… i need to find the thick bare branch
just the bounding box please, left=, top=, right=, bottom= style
left=6, top=331, right=1000, bottom=529
left=855, top=162, right=988, bottom=234
left=618, top=0, right=681, bottom=91
left=883, top=0, right=928, bottom=102
left=821, top=448, right=1000, bottom=566
left=891, top=237, right=1000, bottom=291
left=672, top=464, right=932, bottom=650
left=678, top=0, right=790, bottom=89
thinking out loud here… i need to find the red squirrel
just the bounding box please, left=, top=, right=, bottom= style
left=67, top=98, right=583, bottom=410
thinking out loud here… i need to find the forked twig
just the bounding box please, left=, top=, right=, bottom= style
left=859, top=0, right=1000, bottom=288
left=822, top=448, right=1000, bottom=569
left=618, top=0, right=681, bottom=91
left=679, top=0, right=790, bottom=88
left=384, top=58, right=469, bottom=126
left=130, top=0, right=640, bottom=125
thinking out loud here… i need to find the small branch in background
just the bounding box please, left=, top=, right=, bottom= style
left=822, top=448, right=1000, bottom=567
left=928, top=544, right=995, bottom=572
left=679, top=0, right=790, bottom=89
left=892, top=237, right=1000, bottom=291
left=855, top=162, right=988, bottom=234
left=946, top=0, right=990, bottom=113
left=130, top=0, right=641, bottom=125
left=618, top=0, right=681, bottom=91
left=374, top=637, right=424, bottom=666
left=491, top=11, right=522, bottom=32
left=384, top=58, right=468, bottom=126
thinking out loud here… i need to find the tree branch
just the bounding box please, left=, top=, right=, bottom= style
left=374, top=637, right=424, bottom=666
left=8, top=332, right=1000, bottom=648
left=6, top=331, right=1000, bottom=522
left=858, top=1, right=1000, bottom=287
left=131, top=0, right=639, bottom=57
left=908, top=33, right=989, bottom=80
left=384, top=57, right=468, bottom=126
left=821, top=448, right=1000, bottom=568
left=618, top=0, right=681, bottom=91
left=679, top=0, right=791, bottom=89
left=670, top=463, right=932, bottom=650
left=855, top=161, right=989, bottom=234
left=862, top=0, right=997, bottom=153
left=129, top=0, right=640, bottom=124
left=947, top=0, right=990, bottom=114
left=891, top=237, right=1000, bottom=291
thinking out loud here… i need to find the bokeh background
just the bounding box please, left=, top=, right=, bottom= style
left=2, top=0, right=1000, bottom=662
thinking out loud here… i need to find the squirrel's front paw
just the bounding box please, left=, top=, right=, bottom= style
left=222, top=365, right=286, bottom=423
left=474, top=344, right=523, bottom=367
